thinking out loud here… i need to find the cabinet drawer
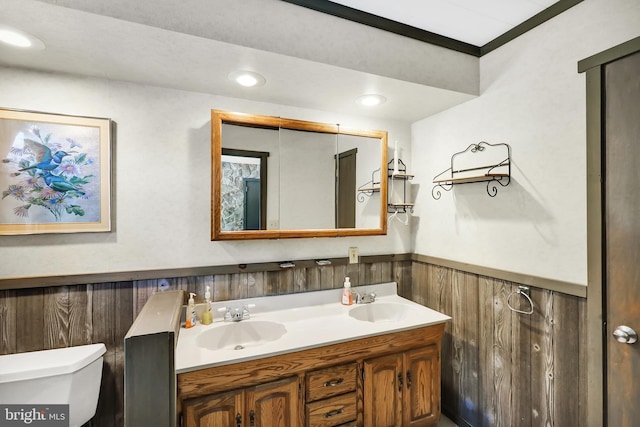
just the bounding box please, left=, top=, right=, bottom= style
left=306, top=363, right=357, bottom=401
left=305, top=392, right=357, bottom=427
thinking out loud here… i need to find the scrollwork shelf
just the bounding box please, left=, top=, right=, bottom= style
left=432, top=141, right=511, bottom=199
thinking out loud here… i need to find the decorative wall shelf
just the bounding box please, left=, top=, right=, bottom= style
left=357, top=168, right=381, bottom=202
left=432, top=141, right=511, bottom=199
left=388, top=159, right=414, bottom=213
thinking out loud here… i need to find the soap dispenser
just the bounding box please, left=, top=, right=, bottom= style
left=341, top=277, right=353, bottom=305
left=185, top=292, right=197, bottom=328
left=201, top=286, right=213, bottom=325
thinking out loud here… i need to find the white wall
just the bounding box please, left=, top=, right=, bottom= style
left=411, top=0, right=640, bottom=285
left=0, top=67, right=412, bottom=279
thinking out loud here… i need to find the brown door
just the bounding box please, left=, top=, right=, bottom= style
left=604, top=49, right=640, bottom=426
left=403, top=346, right=440, bottom=427
left=336, top=148, right=357, bottom=228
left=246, top=376, right=301, bottom=427
left=363, top=353, right=403, bottom=427
left=183, top=389, right=243, bottom=427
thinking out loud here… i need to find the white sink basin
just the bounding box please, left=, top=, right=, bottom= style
left=196, top=321, right=287, bottom=351
left=349, top=303, right=414, bottom=323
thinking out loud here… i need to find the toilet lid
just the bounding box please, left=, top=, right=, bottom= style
left=0, top=343, right=106, bottom=383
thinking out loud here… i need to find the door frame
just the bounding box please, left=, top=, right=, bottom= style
left=580, top=36, right=640, bottom=427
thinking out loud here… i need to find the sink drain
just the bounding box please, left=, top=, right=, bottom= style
left=234, top=345, right=245, bottom=350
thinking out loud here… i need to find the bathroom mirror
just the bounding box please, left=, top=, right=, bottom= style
left=211, top=110, right=388, bottom=240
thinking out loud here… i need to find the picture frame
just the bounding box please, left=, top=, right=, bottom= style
left=0, top=108, right=112, bottom=235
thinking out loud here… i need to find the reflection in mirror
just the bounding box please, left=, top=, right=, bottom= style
left=337, top=133, right=384, bottom=230
left=279, top=128, right=337, bottom=230
left=211, top=110, right=388, bottom=240
left=221, top=149, right=269, bottom=231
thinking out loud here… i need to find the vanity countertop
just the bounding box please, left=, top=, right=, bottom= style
left=175, top=282, right=450, bottom=374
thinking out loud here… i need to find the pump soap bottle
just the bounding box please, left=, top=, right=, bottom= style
left=185, top=292, right=197, bottom=328
left=341, top=277, right=353, bottom=305
left=201, top=286, right=213, bottom=325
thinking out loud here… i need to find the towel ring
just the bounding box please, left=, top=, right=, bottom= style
left=506, top=286, right=534, bottom=315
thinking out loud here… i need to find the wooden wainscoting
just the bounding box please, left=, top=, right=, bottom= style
left=0, top=257, right=585, bottom=427
left=411, top=261, right=587, bottom=427
left=0, top=258, right=411, bottom=427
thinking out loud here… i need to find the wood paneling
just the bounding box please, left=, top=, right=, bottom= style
left=0, top=259, right=410, bottom=427
left=1, top=257, right=587, bottom=427
left=411, top=261, right=587, bottom=427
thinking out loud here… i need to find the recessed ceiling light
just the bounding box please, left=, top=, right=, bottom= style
left=355, top=94, right=387, bottom=107
left=0, top=26, right=45, bottom=50
left=228, top=70, right=266, bottom=88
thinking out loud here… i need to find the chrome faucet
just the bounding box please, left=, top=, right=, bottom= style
left=218, top=304, right=255, bottom=321
left=354, top=291, right=376, bottom=304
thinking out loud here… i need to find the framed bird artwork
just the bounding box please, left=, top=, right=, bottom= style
left=0, top=108, right=112, bottom=235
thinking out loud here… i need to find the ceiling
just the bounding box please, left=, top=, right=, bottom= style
left=328, top=0, right=559, bottom=46
left=0, top=0, right=576, bottom=123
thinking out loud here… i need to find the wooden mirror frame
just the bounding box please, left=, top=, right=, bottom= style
left=211, top=110, right=388, bottom=240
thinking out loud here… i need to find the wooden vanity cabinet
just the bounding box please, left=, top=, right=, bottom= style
left=364, top=345, right=440, bottom=427
left=177, top=323, right=445, bottom=427
left=182, top=376, right=301, bottom=427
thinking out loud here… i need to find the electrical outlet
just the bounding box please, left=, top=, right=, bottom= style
left=349, top=247, right=359, bottom=264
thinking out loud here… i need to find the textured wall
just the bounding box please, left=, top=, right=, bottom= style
left=411, top=0, right=640, bottom=285
left=0, top=67, right=413, bottom=279
left=220, top=160, right=260, bottom=231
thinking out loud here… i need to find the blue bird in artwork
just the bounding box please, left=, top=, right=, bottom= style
left=42, top=172, right=85, bottom=195
left=18, top=139, right=69, bottom=172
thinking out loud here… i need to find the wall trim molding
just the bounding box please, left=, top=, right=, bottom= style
left=281, top=0, right=480, bottom=56
left=0, top=253, right=413, bottom=290
left=480, top=0, right=583, bottom=55
left=412, top=253, right=586, bottom=298
left=281, top=0, right=584, bottom=58
left=578, top=36, right=640, bottom=73
left=1, top=252, right=586, bottom=298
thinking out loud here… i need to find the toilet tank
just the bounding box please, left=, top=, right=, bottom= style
left=0, top=343, right=106, bottom=427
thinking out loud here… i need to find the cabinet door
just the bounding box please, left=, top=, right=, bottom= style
left=403, top=345, right=440, bottom=427
left=246, top=376, right=301, bottom=427
left=183, top=389, right=243, bottom=427
left=363, top=353, right=403, bottom=427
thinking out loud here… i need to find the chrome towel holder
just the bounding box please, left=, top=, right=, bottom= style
left=506, top=285, right=534, bottom=315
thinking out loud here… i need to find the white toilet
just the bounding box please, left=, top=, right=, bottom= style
left=0, top=343, right=106, bottom=427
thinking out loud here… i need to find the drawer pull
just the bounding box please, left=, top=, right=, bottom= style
left=323, top=408, right=344, bottom=418
left=323, top=378, right=344, bottom=387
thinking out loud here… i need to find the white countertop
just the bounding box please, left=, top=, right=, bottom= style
left=175, top=282, right=451, bottom=374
